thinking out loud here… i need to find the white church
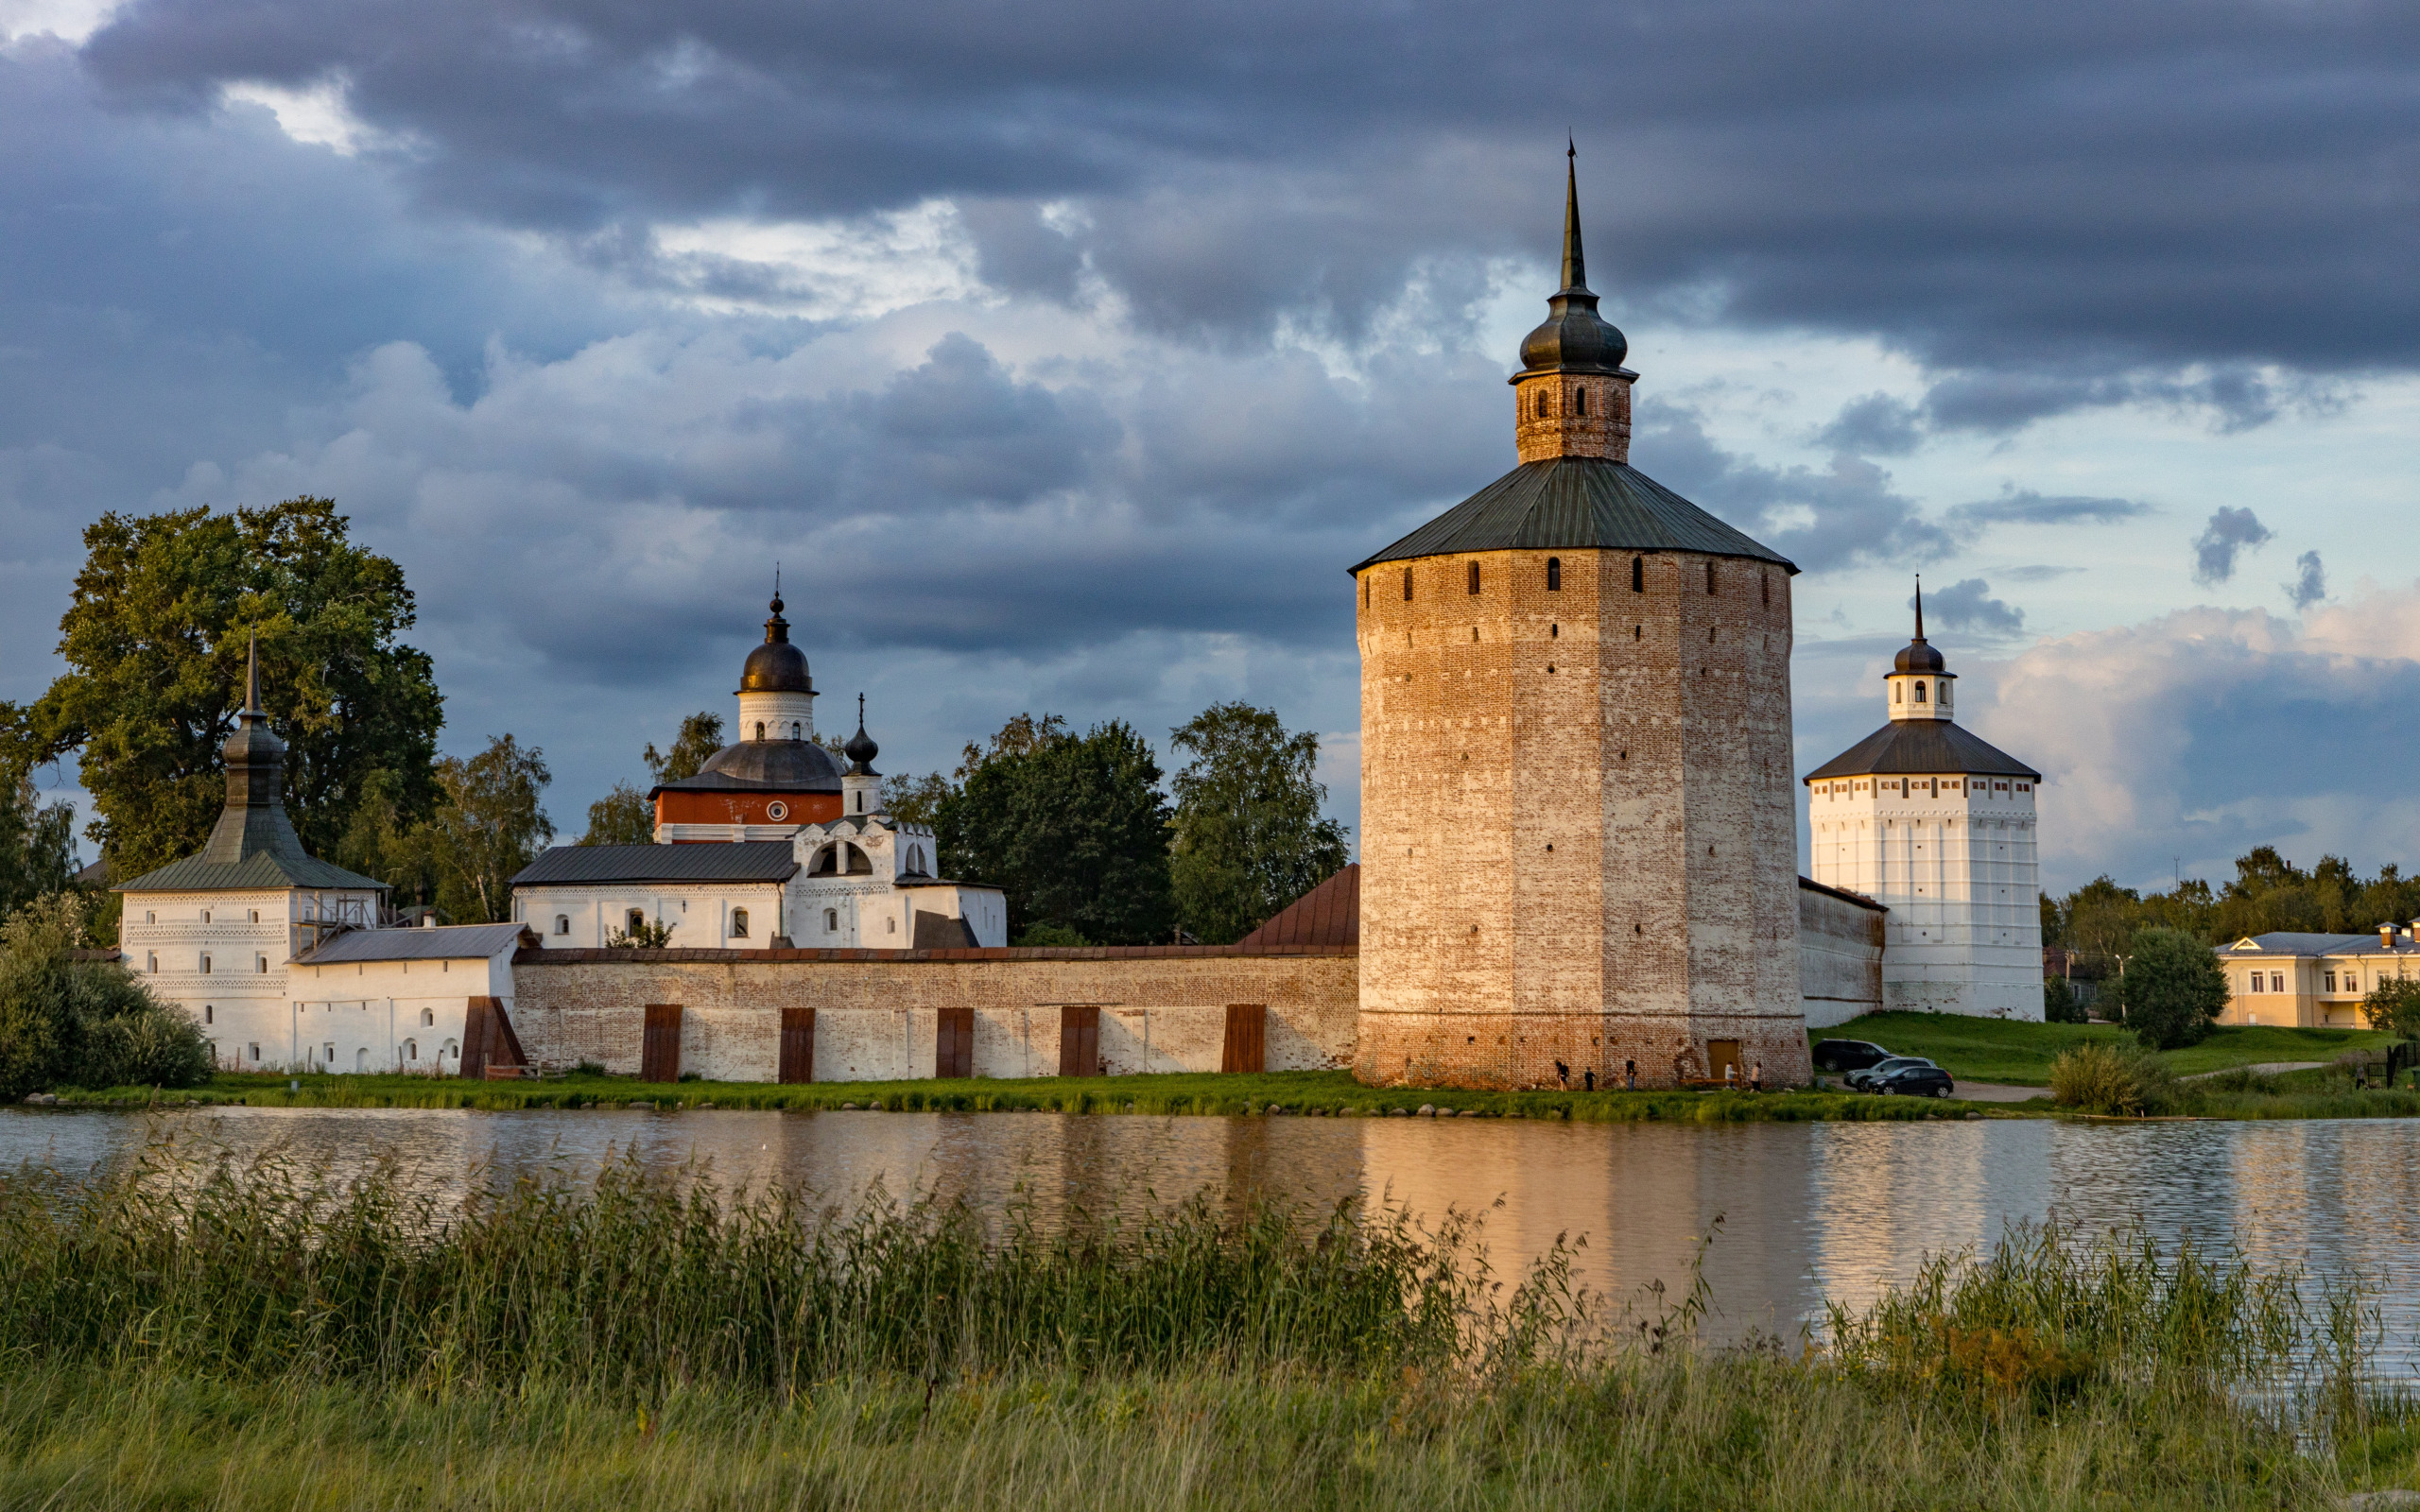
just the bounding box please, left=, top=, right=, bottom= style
left=1802, top=587, right=2043, bottom=1022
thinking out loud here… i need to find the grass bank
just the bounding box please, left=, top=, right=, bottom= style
left=1813, top=1010, right=2398, bottom=1085
left=0, top=1152, right=2411, bottom=1509
left=41, top=1068, right=2020, bottom=1122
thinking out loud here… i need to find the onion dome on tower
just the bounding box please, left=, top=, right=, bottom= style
left=1804, top=578, right=2039, bottom=780
left=648, top=584, right=844, bottom=840
left=839, top=695, right=882, bottom=817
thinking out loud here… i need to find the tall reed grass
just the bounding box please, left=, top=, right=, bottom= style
left=0, top=1148, right=2406, bottom=1509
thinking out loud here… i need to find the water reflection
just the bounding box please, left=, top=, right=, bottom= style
left=9, top=1108, right=2420, bottom=1351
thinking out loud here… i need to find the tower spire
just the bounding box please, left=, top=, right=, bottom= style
left=1561, top=139, right=1586, bottom=292
left=1913, top=576, right=1925, bottom=641
left=243, top=634, right=261, bottom=715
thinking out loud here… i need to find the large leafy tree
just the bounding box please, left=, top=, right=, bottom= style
left=402, top=736, right=555, bottom=923
left=0, top=894, right=210, bottom=1099
left=0, top=767, right=78, bottom=919
left=936, top=713, right=1174, bottom=944
left=7, top=499, right=442, bottom=881
left=2115, top=927, right=2230, bottom=1049
left=579, top=713, right=724, bottom=846
left=1167, top=701, right=1349, bottom=944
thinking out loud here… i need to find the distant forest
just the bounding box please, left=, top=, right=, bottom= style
left=2045, top=848, right=2420, bottom=975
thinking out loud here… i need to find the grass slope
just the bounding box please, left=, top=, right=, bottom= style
left=1812, top=1011, right=2398, bottom=1085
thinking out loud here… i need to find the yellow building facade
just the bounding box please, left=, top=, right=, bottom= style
left=2214, top=926, right=2420, bottom=1027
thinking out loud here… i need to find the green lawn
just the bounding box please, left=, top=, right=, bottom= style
left=48, top=1068, right=2009, bottom=1123
left=1813, top=1011, right=2400, bottom=1085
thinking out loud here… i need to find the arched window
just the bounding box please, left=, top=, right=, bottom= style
left=249, top=1043, right=260, bottom=1062
left=731, top=907, right=750, bottom=938
left=1535, top=390, right=1549, bottom=419
left=1705, top=562, right=1717, bottom=594
left=1631, top=556, right=1644, bottom=593
left=854, top=790, right=865, bottom=814
left=1547, top=557, right=1562, bottom=592
left=843, top=844, right=873, bottom=875
left=1913, top=681, right=1927, bottom=703
left=823, top=908, right=838, bottom=932
left=421, top=1008, right=434, bottom=1026
left=405, top=1040, right=418, bottom=1062
left=791, top=722, right=802, bottom=739
left=554, top=915, right=569, bottom=936
left=200, top=954, right=212, bottom=975
left=809, top=846, right=838, bottom=876
left=202, top=1004, right=213, bottom=1024
left=1573, top=387, right=1587, bottom=417
left=1402, top=568, right=1412, bottom=601
left=755, top=722, right=766, bottom=741
left=1761, top=574, right=1770, bottom=607
left=1893, top=682, right=1903, bottom=703
left=910, top=845, right=928, bottom=874
left=626, top=909, right=646, bottom=936
left=1466, top=561, right=1480, bottom=594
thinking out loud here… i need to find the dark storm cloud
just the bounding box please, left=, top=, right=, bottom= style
left=1918, top=578, right=2024, bottom=637
left=78, top=0, right=2420, bottom=386
left=1946, top=490, right=2151, bottom=527
left=2192, top=506, right=2273, bottom=585
left=2286, top=550, right=2326, bottom=611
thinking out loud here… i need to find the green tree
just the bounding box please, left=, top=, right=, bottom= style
left=1166, top=701, right=1349, bottom=944
left=5, top=499, right=443, bottom=882
left=0, top=894, right=210, bottom=1098
left=2044, top=976, right=2085, bottom=1024
left=605, top=915, right=675, bottom=949
left=0, top=766, right=78, bottom=919
left=937, top=713, right=1173, bottom=944
left=882, top=772, right=956, bottom=832
left=2360, top=976, right=2420, bottom=1040
left=578, top=713, right=726, bottom=846
left=397, top=736, right=554, bottom=923
left=646, top=713, right=724, bottom=784
left=2115, top=927, right=2230, bottom=1049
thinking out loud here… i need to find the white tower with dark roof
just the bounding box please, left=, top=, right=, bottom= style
left=1804, top=583, right=2043, bottom=1021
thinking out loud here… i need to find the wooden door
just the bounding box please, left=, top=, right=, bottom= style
left=1706, top=1039, right=1741, bottom=1084
left=777, top=1007, right=815, bottom=1084
left=935, top=1006, right=974, bottom=1078
left=641, top=1004, right=683, bottom=1082
left=459, top=998, right=496, bottom=1080
left=1057, top=1005, right=1099, bottom=1077
left=1219, top=1004, right=1266, bottom=1074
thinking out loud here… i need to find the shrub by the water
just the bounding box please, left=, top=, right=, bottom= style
left=0, top=894, right=210, bottom=1099
left=2116, top=926, right=2231, bottom=1049
left=2048, top=1040, right=2181, bottom=1114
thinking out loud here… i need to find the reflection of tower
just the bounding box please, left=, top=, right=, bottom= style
left=1805, top=581, right=2043, bottom=1018
left=1351, top=150, right=1808, bottom=1090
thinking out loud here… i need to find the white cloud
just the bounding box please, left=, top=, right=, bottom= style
left=645, top=202, right=987, bottom=321
left=218, top=76, right=395, bottom=158
left=1966, top=584, right=2420, bottom=891
left=0, top=0, right=118, bottom=45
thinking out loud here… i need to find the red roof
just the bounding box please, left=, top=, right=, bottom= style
left=1234, top=864, right=1358, bottom=952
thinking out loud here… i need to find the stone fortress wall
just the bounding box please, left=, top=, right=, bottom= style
left=510, top=946, right=1358, bottom=1082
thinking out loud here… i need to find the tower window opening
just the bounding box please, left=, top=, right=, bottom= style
left=1914, top=681, right=1927, bottom=703
left=731, top=908, right=750, bottom=938
left=1467, top=561, right=1480, bottom=594
left=1761, top=574, right=1770, bottom=607
left=1893, top=683, right=1902, bottom=703
left=755, top=722, right=766, bottom=741
left=202, top=1005, right=213, bottom=1024
left=1535, top=391, right=1549, bottom=419
left=1362, top=577, right=1369, bottom=609
left=843, top=844, right=873, bottom=875
left=791, top=721, right=801, bottom=739
left=809, top=845, right=838, bottom=876
left=1631, top=556, right=1643, bottom=593
left=1705, top=562, right=1717, bottom=594
left=1402, top=569, right=1412, bottom=601
left=1573, top=387, right=1587, bottom=417
left=823, top=908, right=838, bottom=933
left=421, top=1008, right=433, bottom=1026
left=1546, top=557, right=1561, bottom=591
left=555, top=915, right=568, bottom=935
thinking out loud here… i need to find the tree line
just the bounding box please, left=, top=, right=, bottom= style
left=0, top=499, right=1352, bottom=952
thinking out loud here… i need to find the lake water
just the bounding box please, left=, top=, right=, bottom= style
left=7, top=1106, right=2419, bottom=1349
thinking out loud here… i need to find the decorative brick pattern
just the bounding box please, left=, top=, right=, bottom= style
left=1354, top=547, right=1809, bottom=1090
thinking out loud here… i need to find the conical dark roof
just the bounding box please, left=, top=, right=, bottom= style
left=1352, top=456, right=1795, bottom=573
left=1804, top=722, right=2038, bottom=782
left=117, top=640, right=385, bottom=894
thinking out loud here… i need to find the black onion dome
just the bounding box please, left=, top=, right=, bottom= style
left=738, top=593, right=814, bottom=694
left=1893, top=640, right=1947, bottom=674
left=842, top=698, right=879, bottom=774
left=1514, top=151, right=1630, bottom=379
left=655, top=738, right=844, bottom=795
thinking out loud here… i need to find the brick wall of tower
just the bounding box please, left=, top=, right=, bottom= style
left=1513, top=374, right=1632, bottom=463
left=1355, top=548, right=1809, bottom=1090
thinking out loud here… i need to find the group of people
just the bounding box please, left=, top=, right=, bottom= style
left=1549, top=1057, right=1765, bottom=1093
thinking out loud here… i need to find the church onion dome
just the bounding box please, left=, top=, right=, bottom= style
left=842, top=703, right=879, bottom=775
left=1349, top=456, right=1795, bottom=573
left=1893, top=578, right=1946, bottom=671
left=1513, top=149, right=1631, bottom=380
left=650, top=738, right=843, bottom=797
left=738, top=593, right=814, bottom=695
left=1804, top=722, right=2040, bottom=783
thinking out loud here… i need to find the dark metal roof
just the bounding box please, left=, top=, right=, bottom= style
left=295, top=923, right=537, bottom=965
left=910, top=912, right=978, bottom=949
left=653, top=739, right=843, bottom=796
left=739, top=593, right=814, bottom=694
left=1804, top=720, right=2041, bottom=782
left=510, top=842, right=800, bottom=887
left=1798, top=875, right=1887, bottom=912
left=1351, top=457, right=1795, bottom=575
left=1236, top=864, right=1358, bottom=950
left=117, top=850, right=388, bottom=893
left=2219, top=932, right=2420, bottom=956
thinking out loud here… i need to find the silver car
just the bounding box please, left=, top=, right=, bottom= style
left=1846, top=1055, right=1936, bottom=1091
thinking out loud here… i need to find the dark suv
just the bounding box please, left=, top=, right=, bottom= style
left=1812, top=1039, right=1891, bottom=1073
left=1846, top=1056, right=1937, bottom=1091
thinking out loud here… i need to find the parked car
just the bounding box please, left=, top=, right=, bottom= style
left=1874, top=1064, right=1956, bottom=1098
left=1812, top=1039, right=1892, bottom=1074
left=1846, top=1056, right=1936, bottom=1091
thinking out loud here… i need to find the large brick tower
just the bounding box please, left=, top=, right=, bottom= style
left=1351, top=153, right=1810, bottom=1091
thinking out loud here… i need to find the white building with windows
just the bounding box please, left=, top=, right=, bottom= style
left=114, top=646, right=390, bottom=1070
left=284, top=921, right=531, bottom=1074
left=1803, top=589, right=2043, bottom=1021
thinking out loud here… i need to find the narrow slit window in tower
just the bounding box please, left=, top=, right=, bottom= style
left=755, top=722, right=766, bottom=740
left=1546, top=557, right=1561, bottom=591
left=1573, top=387, right=1587, bottom=417
left=1761, top=574, right=1770, bottom=607
left=1705, top=562, right=1717, bottom=594
left=1914, top=681, right=1927, bottom=702
left=1402, top=569, right=1412, bottom=601
left=1631, top=556, right=1643, bottom=593
left=1467, top=561, right=1480, bottom=594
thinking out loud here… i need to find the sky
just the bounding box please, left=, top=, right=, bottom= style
left=3, top=0, right=2417, bottom=897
